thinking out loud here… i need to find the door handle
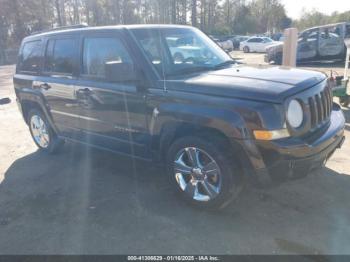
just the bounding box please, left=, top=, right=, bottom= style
left=40, top=83, right=51, bottom=90
left=33, top=82, right=51, bottom=90
left=77, top=88, right=92, bottom=95
left=76, top=88, right=93, bottom=101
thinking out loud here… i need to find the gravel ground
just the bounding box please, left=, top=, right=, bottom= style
left=0, top=62, right=349, bottom=255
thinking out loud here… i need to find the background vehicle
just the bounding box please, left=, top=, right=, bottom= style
left=165, top=36, right=203, bottom=63
left=240, top=36, right=279, bottom=53
left=13, top=25, right=345, bottom=209
left=330, top=38, right=350, bottom=107
left=231, top=35, right=250, bottom=49
left=266, top=22, right=350, bottom=64
left=212, top=36, right=234, bottom=52
left=271, top=32, right=284, bottom=41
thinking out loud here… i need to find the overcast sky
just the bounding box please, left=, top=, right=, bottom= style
left=281, top=0, right=350, bottom=19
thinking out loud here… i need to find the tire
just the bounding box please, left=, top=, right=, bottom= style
left=339, top=96, right=350, bottom=107
left=243, top=46, right=250, bottom=53
left=275, top=53, right=282, bottom=65
left=166, top=136, right=243, bottom=209
left=27, top=109, right=64, bottom=154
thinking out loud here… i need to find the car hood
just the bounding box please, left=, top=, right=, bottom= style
left=166, top=65, right=326, bottom=103
left=266, top=42, right=283, bottom=51
left=269, top=41, right=283, bottom=45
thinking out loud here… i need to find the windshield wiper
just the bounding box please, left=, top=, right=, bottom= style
left=213, top=60, right=236, bottom=69
left=167, top=60, right=237, bottom=76
left=168, top=66, right=212, bottom=76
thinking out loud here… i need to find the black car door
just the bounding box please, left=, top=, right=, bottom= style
left=75, top=31, right=149, bottom=159
left=35, top=36, right=81, bottom=139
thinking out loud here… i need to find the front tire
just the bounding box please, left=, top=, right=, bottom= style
left=28, top=109, right=64, bottom=153
left=275, top=52, right=282, bottom=65
left=243, top=46, right=250, bottom=53
left=166, top=136, right=243, bottom=209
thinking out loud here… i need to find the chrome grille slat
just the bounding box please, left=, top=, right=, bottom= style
left=327, top=86, right=333, bottom=115
left=309, top=97, right=317, bottom=127
left=325, top=88, right=331, bottom=117
left=320, top=91, right=327, bottom=119
left=315, top=94, right=324, bottom=122
left=306, top=84, right=332, bottom=129
left=324, top=90, right=329, bottom=118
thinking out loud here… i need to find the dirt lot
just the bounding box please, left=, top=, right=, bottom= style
left=0, top=58, right=350, bottom=254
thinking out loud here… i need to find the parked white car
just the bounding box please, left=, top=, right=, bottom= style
left=240, top=37, right=280, bottom=53
left=170, top=45, right=202, bottom=63
left=217, top=39, right=234, bottom=52
left=166, top=37, right=203, bottom=63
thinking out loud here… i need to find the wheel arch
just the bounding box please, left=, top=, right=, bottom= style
left=17, top=90, right=59, bottom=134
left=154, top=121, right=253, bottom=175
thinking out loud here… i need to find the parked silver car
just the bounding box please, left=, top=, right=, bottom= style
left=265, top=22, right=350, bottom=64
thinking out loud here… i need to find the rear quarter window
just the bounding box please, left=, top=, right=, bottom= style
left=18, top=40, right=43, bottom=73
left=44, top=38, right=78, bottom=75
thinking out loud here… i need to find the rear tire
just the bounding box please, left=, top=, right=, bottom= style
left=166, top=136, right=243, bottom=210
left=27, top=109, right=64, bottom=154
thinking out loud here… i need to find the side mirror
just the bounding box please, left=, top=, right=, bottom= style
left=105, top=62, right=137, bottom=83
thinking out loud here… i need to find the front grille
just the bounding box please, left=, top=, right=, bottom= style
left=308, top=84, right=332, bottom=128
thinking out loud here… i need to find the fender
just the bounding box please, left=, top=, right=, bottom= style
left=148, top=101, right=266, bottom=176
left=148, top=102, right=251, bottom=158
left=16, top=88, right=60, bottom=134
left=150, top=102, right=250, bottom=140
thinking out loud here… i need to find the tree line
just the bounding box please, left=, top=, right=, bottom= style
left=293, top=9, right=350, bottom=31
left=0, top=0, right=349, bottom=64
left=0, top=0, right=292, bottom=64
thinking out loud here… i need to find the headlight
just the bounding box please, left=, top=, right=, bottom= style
left=287, top=99, right=303, bottom=128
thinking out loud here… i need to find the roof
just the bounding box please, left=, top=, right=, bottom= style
left=24, top=24, right=192, bottom=41
left=301, top=22, right=350, bottom=33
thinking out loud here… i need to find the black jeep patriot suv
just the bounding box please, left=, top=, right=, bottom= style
left=14, top=24, right=345, bottom=208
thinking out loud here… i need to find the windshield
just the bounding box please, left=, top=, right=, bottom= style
left=263, top=37, right=273, bottom=42
left=131, top=27, right=233, bottom=77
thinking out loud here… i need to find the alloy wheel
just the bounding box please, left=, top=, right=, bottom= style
left=30, top=114, right=50, bottom=148
left=173, top=147, right=222, bottom=202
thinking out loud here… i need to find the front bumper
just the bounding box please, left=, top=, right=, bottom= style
left=241, top=104, right=345, bottom=186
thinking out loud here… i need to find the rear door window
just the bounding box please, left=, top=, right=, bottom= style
left=45, top=38, right=78, bottom=75
left=18, top=40, right=42, bottom=73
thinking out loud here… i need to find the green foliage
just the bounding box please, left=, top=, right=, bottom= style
left=294, top=9, right=350, bottom=31
left=0, top=0, right=348, bottom=65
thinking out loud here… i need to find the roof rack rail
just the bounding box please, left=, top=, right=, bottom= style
left=31, top=23, right=88, bottom=35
